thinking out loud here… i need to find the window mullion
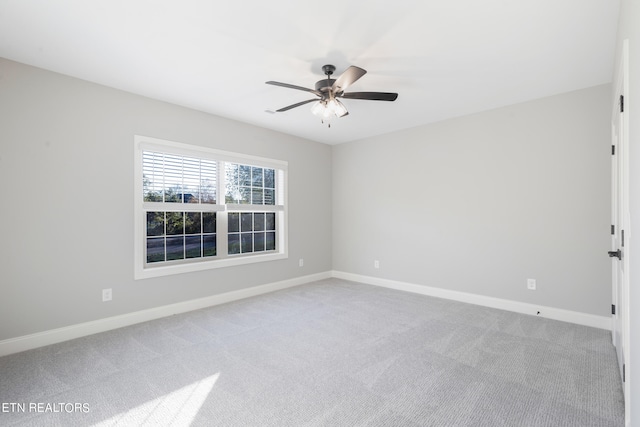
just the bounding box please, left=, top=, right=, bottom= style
left=217, top=160, right=229, bottom=259
left=226, top=204, right=284, bottom=212
left=143, top=202, right=223, bottom=212
left=163, top=212, right=168, bottom=263
left=198, top=158, right=203, bottom=204
left=162, top=153, right=167, bottom=203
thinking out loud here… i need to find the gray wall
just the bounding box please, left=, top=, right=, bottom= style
left=614, top=0, right=639, bottom=422
left=0, top=57, right=616, bottom=345
left=333, top=85, right=611, bottom=316
left=0, top=58, right=332, bottom=341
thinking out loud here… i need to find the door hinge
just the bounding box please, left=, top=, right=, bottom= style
left=622, top=230, right=625, bottom=247
left=611, top=224, right=615, bottom=235
left=623, top=364, right=626, bottom=382
left=612, top=304, right=616, bottom=315
left=620, top=95, right=624, bottom=113
left=612, top=145, right=615, bottom=155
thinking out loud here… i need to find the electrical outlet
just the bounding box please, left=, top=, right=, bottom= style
left=527, top=279, right=536, bottom=290
left=374, top=260, right=380, bottom=269
left=102, top=288, right=112, bottom=302
left=299, top=258, right=304, bottom=267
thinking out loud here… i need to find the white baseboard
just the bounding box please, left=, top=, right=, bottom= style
left=331, top=270, right=611, bottom=330
left=0, top=271, right=332, bottom=357
left=0, top=270, right=610, bottom=357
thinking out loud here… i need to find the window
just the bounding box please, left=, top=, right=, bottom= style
left=134, top=136, right=287, bottom=279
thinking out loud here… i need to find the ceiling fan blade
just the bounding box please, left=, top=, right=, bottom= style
left=340, top=92, right=398, bottom=101
left=331, top=66, right=367, bottom=93
left=266, top=81, right=322, bottom=97
left=276, top=98, right=319, bottom=112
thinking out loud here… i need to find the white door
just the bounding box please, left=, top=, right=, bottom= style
left=610, top=40, right=629, bottom=410
left=610, top=94, right=624, bottom=378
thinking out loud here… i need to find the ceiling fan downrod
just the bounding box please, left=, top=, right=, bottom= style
left=322, top=64, right=335, bottom=78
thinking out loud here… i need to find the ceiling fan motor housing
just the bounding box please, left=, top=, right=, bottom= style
left=315, top=78, right=336, bottom=94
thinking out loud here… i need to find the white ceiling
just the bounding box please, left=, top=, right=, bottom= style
left=0, top=0, right=620, bottom=145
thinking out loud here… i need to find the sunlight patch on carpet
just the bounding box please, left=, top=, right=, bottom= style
left=92, top=373, right=220, bottom=426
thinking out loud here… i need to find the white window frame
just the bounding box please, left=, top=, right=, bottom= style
left=134, top=135, right=288, bottom=279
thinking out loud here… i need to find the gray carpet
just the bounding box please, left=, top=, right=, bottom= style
left=0, top=278, right=625, bottom=426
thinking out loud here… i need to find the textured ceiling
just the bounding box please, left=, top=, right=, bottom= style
left=0, top=0, right=621, bottom=144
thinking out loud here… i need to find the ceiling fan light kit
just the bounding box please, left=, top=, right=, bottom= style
left=311, top=98, right=348, bottom=119
left=266, top=64, right=398, bottom=127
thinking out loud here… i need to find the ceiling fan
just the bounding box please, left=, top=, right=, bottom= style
left=266, top=64, right=398, bottom=126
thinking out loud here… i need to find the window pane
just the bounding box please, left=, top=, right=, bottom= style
left=147, top=212, right=165, bottom=236
left=254, top=213, right=265, bottom=231
left=183, top=156, right=200, bottom=203
left=201, top=159, right=217, bottom=204
left=264, top=168, right=275, bottom=189
left=252, top=167, right=263, bottom=187
left=147, top=238, right=165, bottom=263
left=203, top=212, right=216, bottom=233
left=239, top=187, right=251, bottom=204
left=266, top=213, right=276, bottom=231
left=241, top=213, right=253, bottom=231
left=164, top=154, right=183, bottom=203
left=239, top=165, right=251, bottom=186
left=264, top=189, right=275, bottom=205
left=228, top=234, right=240, bottom=254
left=166, top=212, right=184, bottom=235
left=203, top=234, right=216, bottom=257
left=185, top=235, right=201, bottom=258
left=143, top=152, right=164, bottom=202
left=225, top=163, right=238, bottom=182
left=166, top=236, right=184, bottom=260
left=225, top=163, right=239, bottom=203
left=241, top=233, right=253, bottom=253
left=266, top=232, right=276, bottom=250
left=228, top=213, right=240, bottom=233
left=251, top=188, right=263, bottom=204
left=185, top=212, right=201, bottom=235
left=254, top=232, right=265, bottom=252
left=229, top=186, right=250, bottom=204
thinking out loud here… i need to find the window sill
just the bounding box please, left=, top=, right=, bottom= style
left=134, top=252, right=288, bottom=280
